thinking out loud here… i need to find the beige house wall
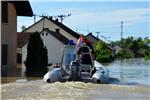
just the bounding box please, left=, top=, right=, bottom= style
left=1, top=3, right=17, bottom=76
left=24, top=18, right=78, bottom=42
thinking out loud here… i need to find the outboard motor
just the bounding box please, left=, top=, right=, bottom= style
left=43, top=68, right=61, bottom=83
left=69, top=61, right=79, bottom=81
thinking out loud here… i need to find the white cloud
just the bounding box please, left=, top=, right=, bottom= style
left=64, top=8, right=149, bottom=28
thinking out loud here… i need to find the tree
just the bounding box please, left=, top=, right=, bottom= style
left=95, top=40, right=113, bottom=62
left=25, top=32, right=48, bottom=77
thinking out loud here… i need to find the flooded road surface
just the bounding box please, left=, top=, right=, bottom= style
left=1, top=58, right=150, bottom=100
left=1, top=81, right=150, bottom=100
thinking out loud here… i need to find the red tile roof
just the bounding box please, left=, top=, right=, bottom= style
left=17, top=32, right=32, bottom=48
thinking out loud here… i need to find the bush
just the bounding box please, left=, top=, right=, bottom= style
left=116, top=49, right=134, bottom=59
left=95, top=41, right=113, bottom=63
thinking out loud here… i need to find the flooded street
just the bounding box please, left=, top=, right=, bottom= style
left=1, top=81, right=150, bottom=100
left=106, top=58, right=150, bottom=85
left=1, top=58, right=150, bottom=100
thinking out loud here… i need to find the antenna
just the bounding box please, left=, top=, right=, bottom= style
left=95, top=32, right=101, bottom=39
left=33, top=14, right=48, bottom=23
left=57, top=13, right=71, bottom=23
left=33, top=13, right=71, bottom=23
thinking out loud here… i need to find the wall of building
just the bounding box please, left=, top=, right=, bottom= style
left=41, top=31, right=64, bottom=64
left=21, top=44, right=27, bottom=77
left=24, top=18, right=78, bottom=42
left=21, top=31, right=65, bottom=75
left=1, top=2, right=17, bottom=77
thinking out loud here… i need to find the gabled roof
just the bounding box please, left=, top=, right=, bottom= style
left=41, top=28, right=69, bottom=45
left=86, top=33, right=99, bottom=41
left=17, top=32, right=32, bottom=48
left=23, top=17, right=80, bottom=39
left=17, top=28, right=69, bottom=48
left=48, top=18, right=80, bottom=39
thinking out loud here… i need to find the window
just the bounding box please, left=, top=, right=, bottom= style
left=2, top=1, right=8, bottom=23
left=1, top=44, right=8, bottom=66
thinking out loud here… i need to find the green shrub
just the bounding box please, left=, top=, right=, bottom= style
left=95, top=41, right=113, bottom=63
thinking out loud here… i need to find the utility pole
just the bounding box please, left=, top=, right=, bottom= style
left=120, top=21, right=123, bottom=76
left=121, top=21, right=123, bottom=47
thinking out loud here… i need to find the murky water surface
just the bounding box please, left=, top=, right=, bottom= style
left=1, top=58, right=150, bottom=100
left=106, top=58, right=150, bottom=85
left=1, top=81, right=150, bottom=100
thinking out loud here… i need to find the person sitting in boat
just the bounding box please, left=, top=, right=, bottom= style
left=82, top=38, right=95, bottom=55
left=75, top=35, right=94, bottom=55
left=68, top=40, right=76, bottom=45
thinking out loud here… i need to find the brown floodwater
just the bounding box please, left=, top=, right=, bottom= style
left=1, top=58, right=150, bottom=100
left=1, top=79, right=150, bottom=100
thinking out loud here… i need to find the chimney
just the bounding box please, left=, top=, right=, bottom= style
left=55, top=19, right=59, bottom=22
left=56, top=28, right=60, bottom=33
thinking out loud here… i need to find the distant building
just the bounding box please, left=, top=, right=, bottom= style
left=1, top=1, right=33, bottom=77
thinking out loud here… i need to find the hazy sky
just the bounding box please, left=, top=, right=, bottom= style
left=17, top=0, right=150, bottom=41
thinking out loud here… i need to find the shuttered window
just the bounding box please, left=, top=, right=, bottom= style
left=2, top=1, right=8, bottom=23
left=1, top=44, right=8, bottom=66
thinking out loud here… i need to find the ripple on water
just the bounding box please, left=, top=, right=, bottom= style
left=1, top=81, right=150, bottom=100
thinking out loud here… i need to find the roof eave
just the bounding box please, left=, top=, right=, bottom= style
left=11, top=1, right=33, bottom=17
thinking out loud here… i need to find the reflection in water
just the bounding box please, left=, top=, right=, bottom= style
left=106, top=58, right=150, bottom=85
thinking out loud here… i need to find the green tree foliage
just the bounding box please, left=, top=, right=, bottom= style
left=25, top=32, right=48, bottom=77
left=95, top=40, right=113, bottom=62
left=111, top=37, right=150, bottom=59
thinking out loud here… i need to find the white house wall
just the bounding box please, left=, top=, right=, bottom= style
left=41, top=31, right=64, bottom=64
left=22, top=44, right=27, bottom=76
left=22, top=31, right=65, bottom=70
left=24, top=18, right=77, bottom=42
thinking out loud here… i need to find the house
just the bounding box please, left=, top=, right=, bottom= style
left=86, top=32, right=99, bottom=47
left=1, top=1, right=33, bottom=77
left=23, top=17, right=80, bottom=41
left=17, top=17, right=79, bottom=66
left=18, top=27, right=77, bottom=74
left=40, top=28, right=69, bottom=64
